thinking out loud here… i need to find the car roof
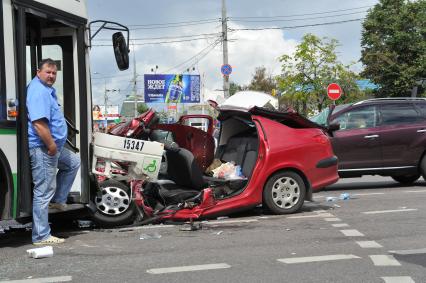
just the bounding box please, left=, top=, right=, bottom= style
left=353, top=97, right=426, bottom=106
left=218, top=91, right=278, bottom=111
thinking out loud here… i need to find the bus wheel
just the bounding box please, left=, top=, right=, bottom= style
left=91, top=180, right=136, bottom=227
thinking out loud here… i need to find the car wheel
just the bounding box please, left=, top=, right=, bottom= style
left=91, top=180, right=136, bottom=227
left=263, top=171, right=306, bottom=214
left=391, top=174, right=420, bottom=185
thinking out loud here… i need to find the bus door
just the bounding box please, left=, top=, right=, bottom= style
left=13, top=3, right=89, bottom=218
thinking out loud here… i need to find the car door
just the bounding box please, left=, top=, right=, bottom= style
left=153, top=115, right=215, bottom=171
left=330, top=105, right=382, bottom=170
left=377, top=102, right=426, bottom=168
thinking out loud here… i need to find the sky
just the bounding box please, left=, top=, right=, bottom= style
left=87, top=0, right=379, bottom=108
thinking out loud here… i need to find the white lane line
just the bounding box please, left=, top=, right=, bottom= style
left=389, top=248, right=426, bottom=255
left=406, top=190, right=426, bottom=193
left=340, top=229, right=365, bottom=237
left=381, top=276, right=415, bottom=283
left=356, top=241, right=383, bottom=248
left=277, top=254, right=360, bottom=264
left=324, top=218, right=341, bottom=222
left=287, top=213, right=333, bottom=219
left=332, top=223, right=349, bottom=228
left=146, top=263, right=231, bottom=274
left=362, top=208, right=418, bottom=215
left=0, top=276, right=72, bottom=283
left=369, top=255, right=401, bottom=266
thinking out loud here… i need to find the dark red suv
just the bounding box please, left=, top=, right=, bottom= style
left=311, top=98, right=426, bottom=184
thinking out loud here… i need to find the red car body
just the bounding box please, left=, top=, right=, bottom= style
left=149, top=107, right=338, bottom=220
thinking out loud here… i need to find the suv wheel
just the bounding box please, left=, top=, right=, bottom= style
left=391, top=174, right=420, bottom=185
left=263, top=171, right=306, bottom=214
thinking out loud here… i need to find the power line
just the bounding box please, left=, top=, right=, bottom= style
left=229, top=5, right=373, bottom=19
left=130, top=20, right=220, bottom=30
left=231, top=10, right=368, bottom=23
left=229, top=18, right=363, bottom=31
left=93, top=32, right=222, bottom=42
left=92, top=35, right=220, bottom=47
left=163, top=39, right=222, bottom=73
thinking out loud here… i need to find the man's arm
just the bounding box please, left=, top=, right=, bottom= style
left=32, top=119, right=57, bottom=156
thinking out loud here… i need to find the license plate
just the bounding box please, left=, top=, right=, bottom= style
left=123, top=139, right=144, bottom=152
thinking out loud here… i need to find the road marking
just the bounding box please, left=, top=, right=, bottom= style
left=277, top=254, right=360, bottom=264
left=405, top=190, right=426, bottom=193
left=0, top=276, right=72, bottom=283
left=324, top=218, right=341, bottom=222
left=369, top=255, right=401, bottom=266
left=287, top=213, right=333, bottom=219
left=362, top=209, right=418, bottom=215
left=146, top=263, right=231, bottom=274
left=313, top=209, right=327, bottom=213
left=381, top=276, right=415, bottom=283
left=332, top=223, right=349, bottom=228
left=389, top=248, right=426, bottom=255
left=340, top=229, right=365, bottom=237
left=356, top=241, right=383, bottom=248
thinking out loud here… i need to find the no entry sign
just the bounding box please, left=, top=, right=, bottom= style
left=327, top=83, right=342, bottom=101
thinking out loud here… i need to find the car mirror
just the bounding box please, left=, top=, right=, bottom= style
left=328, top=122, right=340, bottom=132
left=112, top=32, right=129, bottom=71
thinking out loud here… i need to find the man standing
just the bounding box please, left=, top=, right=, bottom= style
left=27, top=58, right=80, bottom=245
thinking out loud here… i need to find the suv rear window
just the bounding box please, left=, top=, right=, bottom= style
left=379, top=103, right=423, bottom=125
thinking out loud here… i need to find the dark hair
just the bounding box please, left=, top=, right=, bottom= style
left=38, top=58, right=57, bottom=70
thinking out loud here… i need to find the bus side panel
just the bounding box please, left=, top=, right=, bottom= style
left=0, top=134, right=17, bottom=220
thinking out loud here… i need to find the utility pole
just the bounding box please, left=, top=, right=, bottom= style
left=132, top=43, right=138, bottom=117
left=104, top=79, right=108, bottom=133
left=221, top=0, right=230, bottom=98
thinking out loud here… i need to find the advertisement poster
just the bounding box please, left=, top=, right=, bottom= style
left=92, top=105, right=120, bottom=121
left=144, top=74, right=200, bottom=103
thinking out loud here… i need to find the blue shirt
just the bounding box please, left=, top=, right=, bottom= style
left=27, top=76, right=67, bottom=149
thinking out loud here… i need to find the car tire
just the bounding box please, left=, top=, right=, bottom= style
left=263, top=171, right=306, bottom=214
left=391, top=174, right=420, bottom=185
left=91, top=180, right=136, bottom=227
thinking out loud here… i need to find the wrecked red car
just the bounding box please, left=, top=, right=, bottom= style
left=91, top=91, right=338, bottom=227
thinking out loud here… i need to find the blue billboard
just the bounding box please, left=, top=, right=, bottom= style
left=144, top=74, right=200, bottom=103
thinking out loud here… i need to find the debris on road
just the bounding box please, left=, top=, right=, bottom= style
left=212, top=230, right=223, bottom=235
left=139, top=232, right=162, bottom=240
left=26, top=246, right=53, bottom=259
left=326, top=197, right=338, bottom=202
left=339, top=193, right=350, bottom=200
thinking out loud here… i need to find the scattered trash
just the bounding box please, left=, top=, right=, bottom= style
left=285, top=228, right=291, bottom=231
left=399, top=206, right=407, bottom=209
left=339, top=193, right=350, bottom=200
left=326, top=197, right=338, bottom=202
left=291, top=252, right=297, bottom=255
left=139, top=232, right=162, bottom=240
left=213, top=231, right=223, bottom=235
left=26, top=246, right=53, bottom=259
left=76, top=220, right=93, bottom=228
left=333, top=204, right=341, bottom=208
left=179, top=222, right=202, bottom=231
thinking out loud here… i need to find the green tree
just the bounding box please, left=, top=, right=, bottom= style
left=229, top=81, right=243, bottom=96
left=278, top=34, right=363, bottom=116
left=248, top=67, right=277, bottom=94
left=137, top=102, right=149, bottom=114
left=361, top=0, right=426, bottom=97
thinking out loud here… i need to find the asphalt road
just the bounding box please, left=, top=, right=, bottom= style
left=1, top=176, right=426, bottom=283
